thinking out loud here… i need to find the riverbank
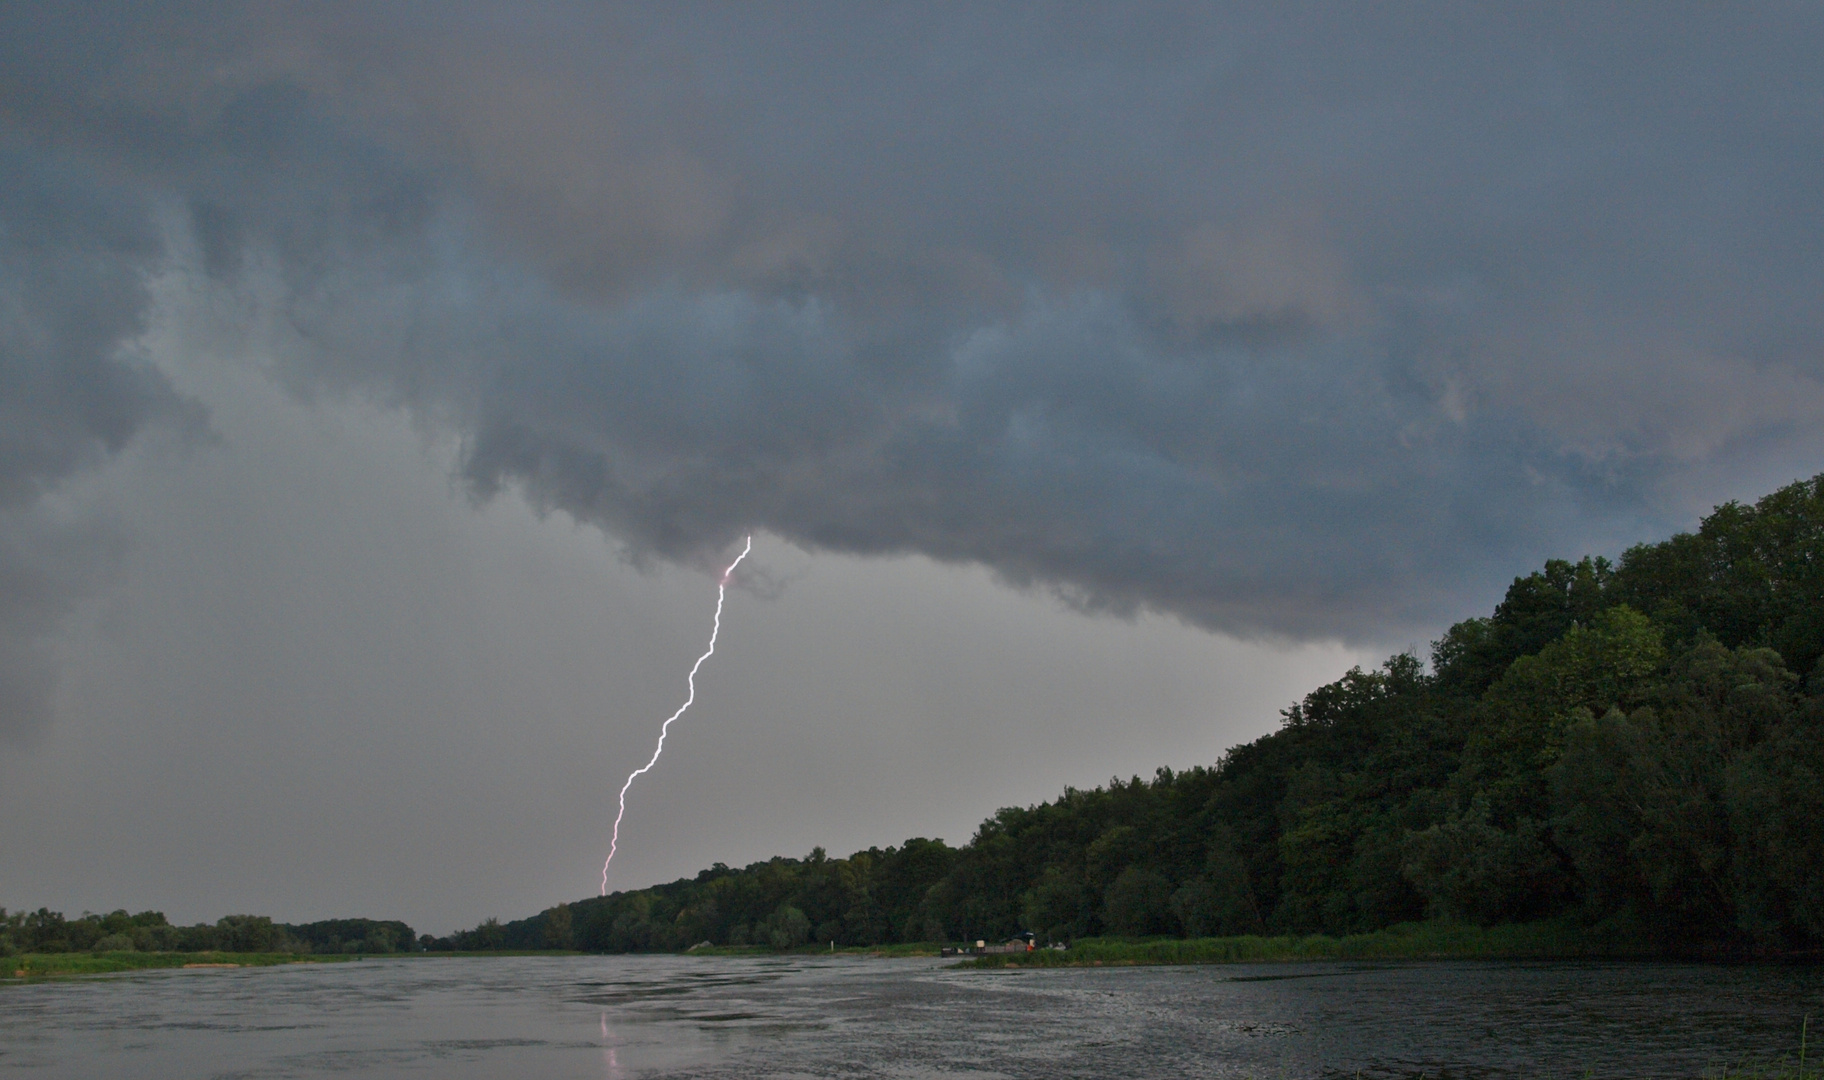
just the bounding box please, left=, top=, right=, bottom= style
left=3, top=917, right=1781, bottom=980
left=4, top=951, right=354, bottom=980
left=685, top=941, right=944, bottom=958
left=676, top=919, right=1654, bottom=966
left=962, top=919, right=1664, bottom=968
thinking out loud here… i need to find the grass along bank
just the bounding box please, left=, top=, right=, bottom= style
left=678, top=919, right=1651, bottom=965
left=963, top=919, right=1659, bottom=968
left=684, top=941, right=945, bottom=958
left=5, top=951, right=355, bottom=980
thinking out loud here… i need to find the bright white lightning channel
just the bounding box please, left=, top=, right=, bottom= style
left=601, top=535, right=753, bottom=894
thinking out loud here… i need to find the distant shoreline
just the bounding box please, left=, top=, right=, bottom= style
left=957, top=921, right=1824, bottom=968
left=5, top=951, right=352, bottom=981
left=11, top=918, right=1816, bottom=984
left=693, top=919, right=1822, bottom=967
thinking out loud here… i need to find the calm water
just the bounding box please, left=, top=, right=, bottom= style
left=3, top=955, right=1820, bottom=1078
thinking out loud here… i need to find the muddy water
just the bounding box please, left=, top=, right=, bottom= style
left=2, top=955, right=1819, bottom=1078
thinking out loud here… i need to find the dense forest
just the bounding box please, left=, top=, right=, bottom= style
left=463, top=474, right=1824, bottom=955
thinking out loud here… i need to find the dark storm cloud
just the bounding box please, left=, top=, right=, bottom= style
left=0, top=136, right=199, bottom=742
left=3, top=2, right=1824, bottom=738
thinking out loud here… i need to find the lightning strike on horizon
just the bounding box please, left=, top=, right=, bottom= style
left=601, top=535, right=753, bottom=895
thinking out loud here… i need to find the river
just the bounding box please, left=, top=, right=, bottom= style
left=3, top=955, right=1819, bottom=1077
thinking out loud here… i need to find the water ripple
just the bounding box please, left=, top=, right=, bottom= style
left=0, top=955, right=1819, bottom=1078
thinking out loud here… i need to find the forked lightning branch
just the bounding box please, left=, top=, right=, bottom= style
left=600, top=535, right=753, bottom=894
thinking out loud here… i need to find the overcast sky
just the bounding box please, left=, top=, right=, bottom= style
left=3, top=3, right=1822, bottom=932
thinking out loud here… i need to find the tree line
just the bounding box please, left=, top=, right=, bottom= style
left=463, top=474, right=1824, bottom=955
left=0, top=909, right=418, bottom=956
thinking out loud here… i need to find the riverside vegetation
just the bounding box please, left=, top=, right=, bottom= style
left=11, top=475, right=1824, bottom=969
left=1, top=910, right=419, bottom=977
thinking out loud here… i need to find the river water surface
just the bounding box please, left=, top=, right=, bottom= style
left=3, top=955, right=1820, bottom=1078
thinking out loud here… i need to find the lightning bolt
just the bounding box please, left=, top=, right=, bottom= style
left=601, top=535, right=753, bottom=894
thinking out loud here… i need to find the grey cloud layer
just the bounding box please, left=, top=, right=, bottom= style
left=0, top=133, right=199, bottom=741
left=4, top=3, right=1823, bottom=735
